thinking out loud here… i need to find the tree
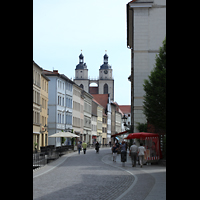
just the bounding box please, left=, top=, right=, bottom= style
left=136, top=122, right=147, bottom=132
left=143, top=37, right=166, bottom=131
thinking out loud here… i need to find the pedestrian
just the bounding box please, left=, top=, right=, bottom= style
left=77, top=142, right=82, bottom=154
left=112, top=144, right=118, bottom=162
left=95, top=141, right=100, bottom=153
left=82, top=141, right=87, bottom=154
left=120, top=141, right=127, bottom=164
left=138, top=142, right=146, bottom=168
left=109, top=141, right=111, bottom=147
left=129, top=142, right=138, bottom=167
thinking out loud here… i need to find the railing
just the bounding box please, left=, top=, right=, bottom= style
left=33, top=145, right=75, bottom=169
left=33, top=152, right=47, bottom=169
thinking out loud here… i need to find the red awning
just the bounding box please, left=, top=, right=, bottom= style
left=124, top=132, right=159, bottom=139
left=111, top=130, right=128, bottom=137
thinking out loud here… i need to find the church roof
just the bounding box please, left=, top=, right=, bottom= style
left=118, top=105, right=131, bottom=114
left=92, top=94, right=109, bottom=110
left=100, top=53, right=111, bottom=69
left=100, top=63, right=111, bottom=69
left=76, top=63, right=87, bottom=70
left=76, top=53, right=87, bottom=70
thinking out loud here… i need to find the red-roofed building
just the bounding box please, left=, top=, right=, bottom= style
left=92, top=94, right=112, bottom=143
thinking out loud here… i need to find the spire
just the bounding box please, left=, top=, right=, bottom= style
left=76, top=50, right=87, bottom=70
left=79, top=50, right=84, bottom=63
left=100, top=51, right=111, bottom=69
left=104, top=50, right=108, bottom=64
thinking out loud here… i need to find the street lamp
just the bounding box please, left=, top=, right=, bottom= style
left=122, top=114, right=128, bottom=126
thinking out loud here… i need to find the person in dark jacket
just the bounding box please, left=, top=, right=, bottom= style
left=112, top=144, right=118, bottom=162
left=95, top=141, right=100, bottom=153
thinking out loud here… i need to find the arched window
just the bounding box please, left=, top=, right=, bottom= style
left=104, top=83, right=108, bottom=94
left=80, top=84, right=84, bottom=89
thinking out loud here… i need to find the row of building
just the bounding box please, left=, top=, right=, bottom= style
left=33, top=59, right=131, bottom=151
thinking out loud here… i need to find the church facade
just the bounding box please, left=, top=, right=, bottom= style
left=74, top=53, right=114, bottom=101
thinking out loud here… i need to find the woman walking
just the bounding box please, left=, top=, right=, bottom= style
left=112, top=144, right=118, bottom=162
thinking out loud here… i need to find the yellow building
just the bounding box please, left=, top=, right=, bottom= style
left=97, top=104, right=103, bottom=144
left=33, top=61, right=42, bottom=151
left=40, top=73, right=50, bottom=148
left=102, top=113, right=107, bottom=145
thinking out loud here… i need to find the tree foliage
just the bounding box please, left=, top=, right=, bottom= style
left=143, top=37, right=166, bottom=130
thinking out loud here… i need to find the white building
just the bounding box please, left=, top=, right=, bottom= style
left=72, top=83, right=84, bottom=141
left=43, top=70, right=73, bottom=146
left=83, top=91, right=93, bottom=144
left=127, top=0, right=166, bottom=132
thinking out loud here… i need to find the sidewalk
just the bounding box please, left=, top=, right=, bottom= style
left=102, top=150, right=166, bottom=200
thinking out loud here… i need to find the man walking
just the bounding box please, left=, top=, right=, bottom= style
left=82, top=141, right=87, bottom=154
left=77, top=142, right=82, bottom=154
left=129, top=142, right=138, bottom=167
left=138, top=143, right=146, bottom=168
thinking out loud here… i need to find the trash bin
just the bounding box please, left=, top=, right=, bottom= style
left=121, top=150, right=127, bottom=162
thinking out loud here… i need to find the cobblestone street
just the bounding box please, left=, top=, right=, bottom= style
left=33, top=148, right=166, bottom=200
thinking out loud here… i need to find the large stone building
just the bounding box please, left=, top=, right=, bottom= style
left=74, top=52, right=114, bottom=101
left=127, top=0, right=166, bottom=132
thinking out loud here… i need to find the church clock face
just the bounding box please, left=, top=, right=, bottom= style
left=104, top=70, right=108, bottom=74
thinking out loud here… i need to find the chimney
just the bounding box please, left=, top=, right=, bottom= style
left=53, top=70, right=58, bottom=73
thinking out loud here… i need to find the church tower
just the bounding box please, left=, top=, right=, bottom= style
left=99, top=52, right=114, bottom=101
left=74, top=52, right=89, bottom=93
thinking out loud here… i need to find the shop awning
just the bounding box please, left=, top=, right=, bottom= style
left=33, top=132, right=40, bottom=135
left=124, top=132, right=159, bottom=140
left=111, top=130, right=128, bottom=137
left=49, top=131, right=80, bottom=138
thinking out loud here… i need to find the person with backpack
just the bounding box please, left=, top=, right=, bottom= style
left=77, top=142, right=82, bottom=154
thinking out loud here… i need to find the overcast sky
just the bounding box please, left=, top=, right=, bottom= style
left=33, top=0, right=131, bottom=105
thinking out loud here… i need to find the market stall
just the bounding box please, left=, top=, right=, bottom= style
left=124, top=132, right=162, bottom=164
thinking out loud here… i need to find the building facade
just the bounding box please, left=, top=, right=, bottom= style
left=92, top=94, right=112, bottom=144
left=33, top=61, right=42, bottom=151
left=43, top=70, right=73, bottom=146
left=83, top=91, right=93, bottom=144
left=96, top=103, right=103, bottom=144
left=72, top=83, right=84, bottom=141
left=40, top=73, right=50, bottom=147
left=91, top=100, right=98, bottom=144
left=127, top=0, right=166, bottom=132
left=102, top=113, right=107, bottom=145
left=119, top=105, right=131, bottom=132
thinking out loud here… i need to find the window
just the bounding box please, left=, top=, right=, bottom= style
left=104, top=83, right=108, bottom=94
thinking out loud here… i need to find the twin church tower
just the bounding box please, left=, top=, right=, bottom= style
left=74, top=51, right=114, bottom=101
